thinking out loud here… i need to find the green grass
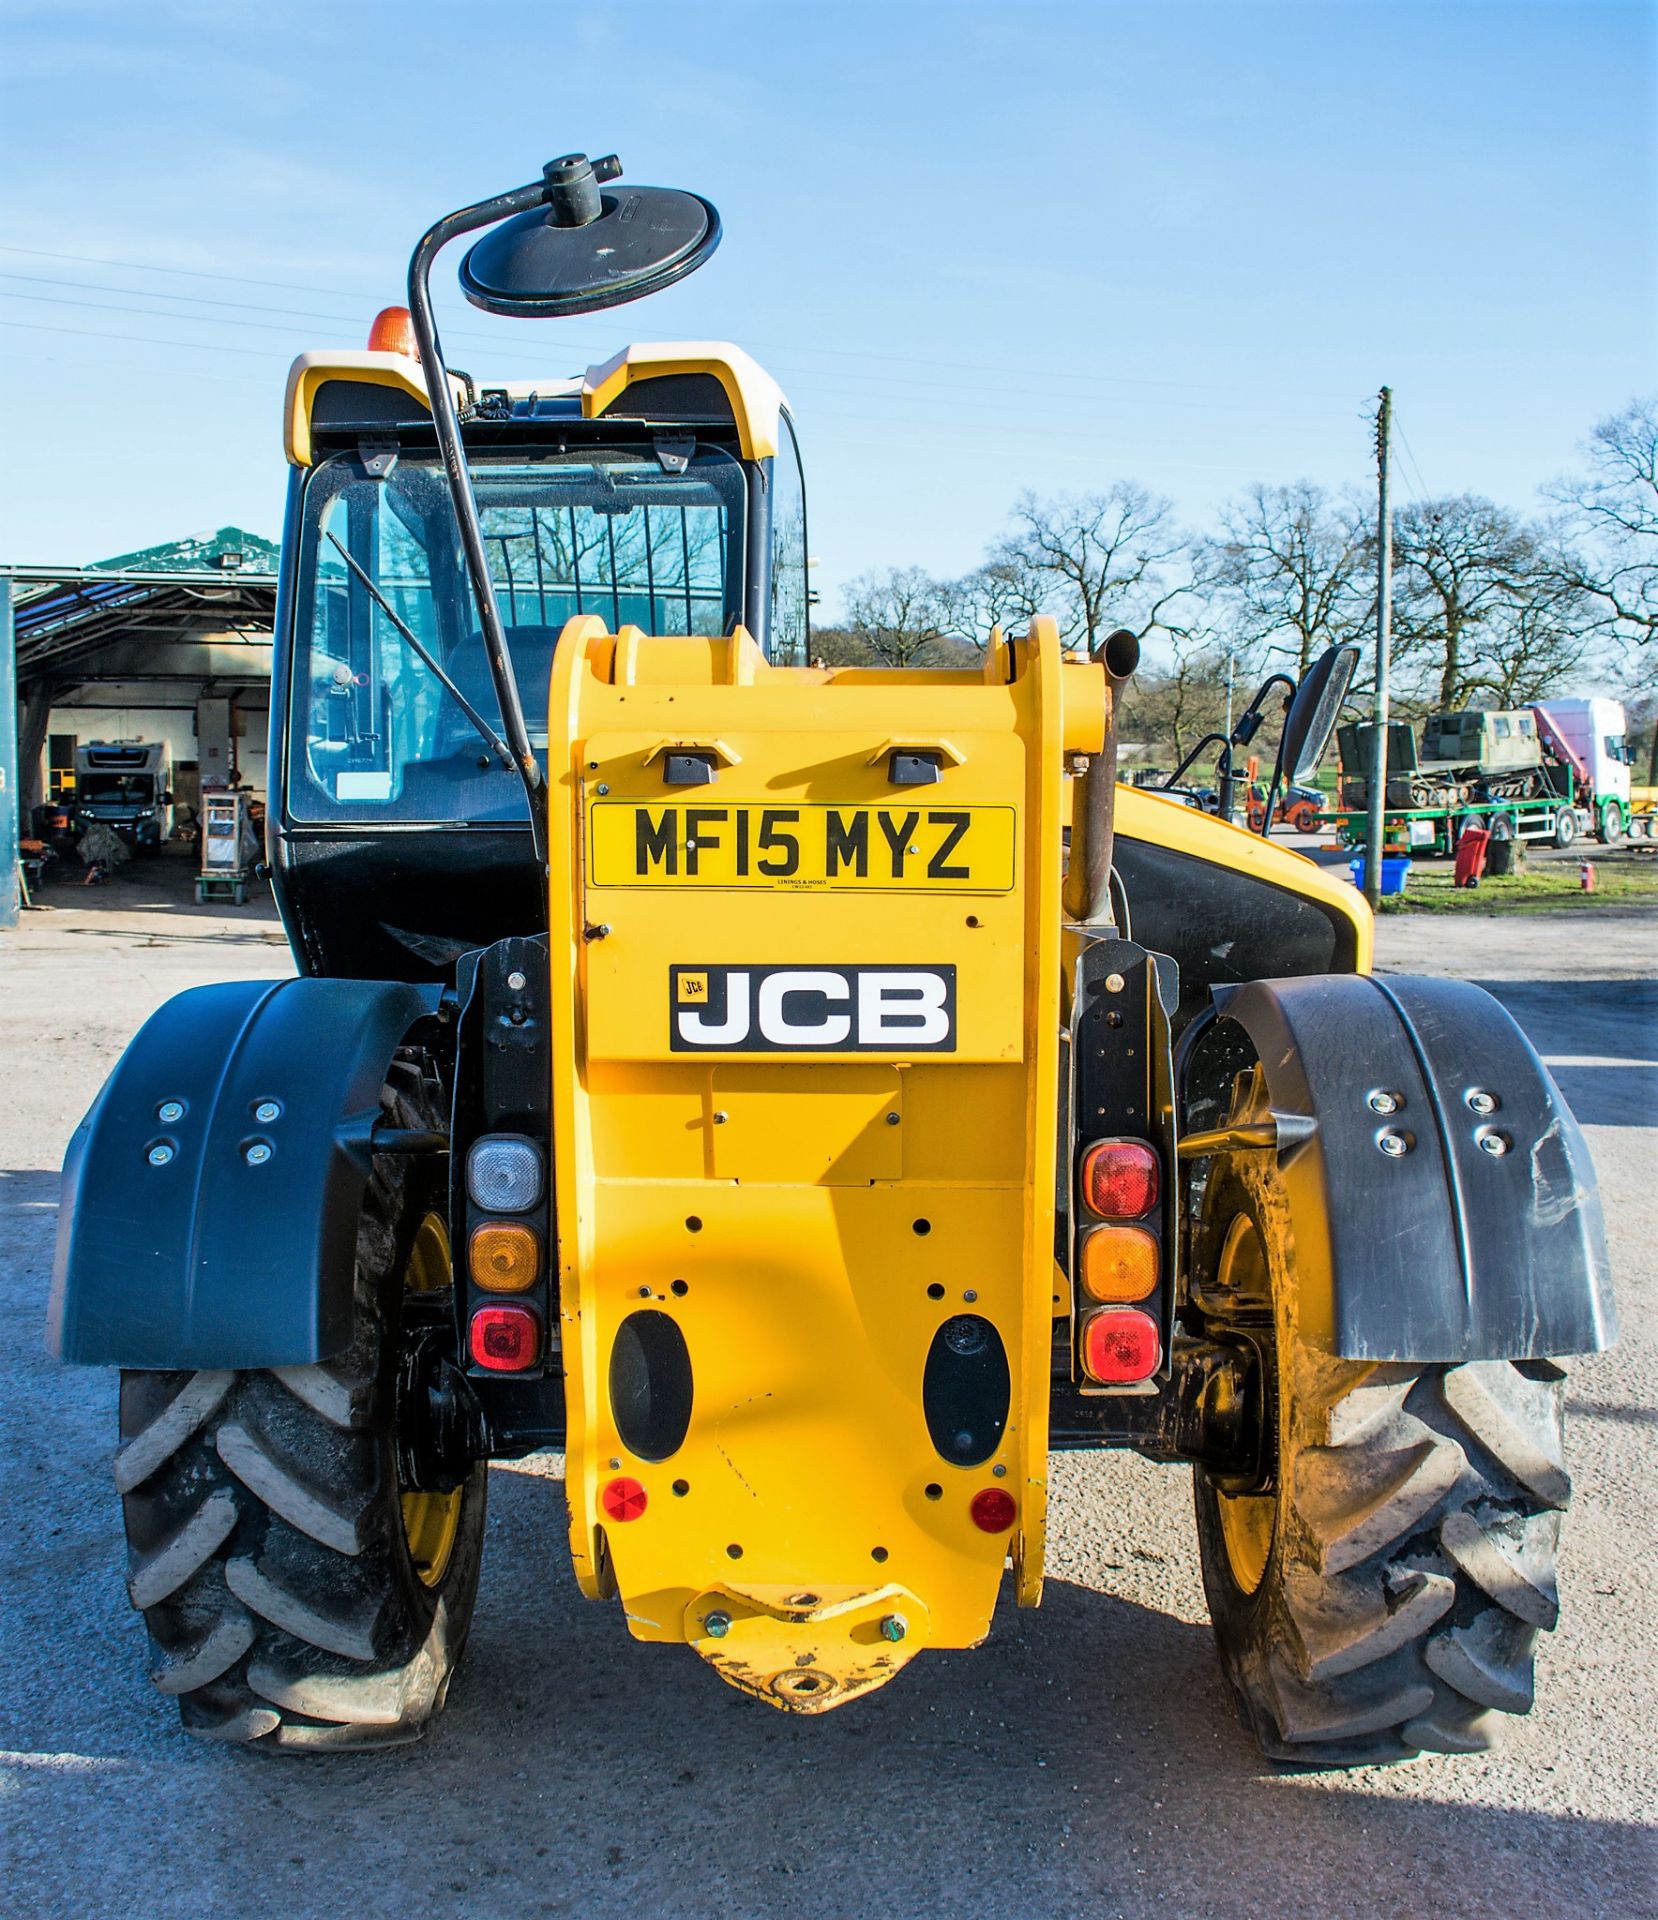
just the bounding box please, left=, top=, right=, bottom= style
left=1375, top=854, right=1658, bottom=914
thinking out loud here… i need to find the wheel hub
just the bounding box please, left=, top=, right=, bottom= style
left=395, top=1212, right=481, bottom=1587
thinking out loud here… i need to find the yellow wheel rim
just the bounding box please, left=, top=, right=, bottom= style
left=1212, top=1213, right=1275, bottom=1597
left=399, top=1210, right=464, bottom=1589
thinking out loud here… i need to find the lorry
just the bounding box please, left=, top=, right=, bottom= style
left=1331, top=702, right=1647, bottom=857
left=47, top=152, right=1613, bottom=1763
left=70, top=740, right=172, bottom=852
left=1532, top=697, right=1644, bottom=845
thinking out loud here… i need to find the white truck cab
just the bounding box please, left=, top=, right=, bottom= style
left=1533, top=697, right=1634, bottom=843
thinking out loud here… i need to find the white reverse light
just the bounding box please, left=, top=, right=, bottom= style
left=467, top=1135, right=543, bottom=1213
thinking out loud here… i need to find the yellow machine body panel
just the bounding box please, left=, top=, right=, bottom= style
left=1111, top=783, right=1375, bottom=970
left=545, top=618, right=1097, bottom=1708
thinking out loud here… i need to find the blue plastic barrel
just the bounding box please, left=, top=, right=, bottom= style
left=1348, top=854, right=1412, bottom=896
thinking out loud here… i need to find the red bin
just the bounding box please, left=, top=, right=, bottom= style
left=1454, top=826, right=1491, bottom=888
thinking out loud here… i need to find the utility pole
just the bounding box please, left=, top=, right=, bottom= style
left=1363, top=387, right=1393, bottom=910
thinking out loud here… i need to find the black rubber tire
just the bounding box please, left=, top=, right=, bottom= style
left=1597, top=801, right=1623, bottom=848
left=1553, top=807, right=1578, bottom=851
left=1191, top=1069, right=1569, bottom=1766
left=113, top=1061, right=486, bottom=1750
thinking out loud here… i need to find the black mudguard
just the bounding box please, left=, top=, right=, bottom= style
left=47, top=977, right=440, bottom=1369
left=1211, top=973, right=1616, bottom=1361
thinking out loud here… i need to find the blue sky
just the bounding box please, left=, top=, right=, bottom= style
left=1, top=0, right=1652, bottom=619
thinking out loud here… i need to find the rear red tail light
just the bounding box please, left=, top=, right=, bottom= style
left=468, top=1303, right=541, bottom=1371
left=1081, top=1140, right=1160, bottom=1218
left=1081, top=1307, right=1161, bottom=1384
left=969, top=1487, right=1017, bottom=1533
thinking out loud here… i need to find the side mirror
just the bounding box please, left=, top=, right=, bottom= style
left=1281, top=644, right=1360, bottom=782
left=458, top=153, right=721, bottom=319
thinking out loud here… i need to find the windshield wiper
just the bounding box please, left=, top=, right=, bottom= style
left=324, top=532, right=516, bottom=772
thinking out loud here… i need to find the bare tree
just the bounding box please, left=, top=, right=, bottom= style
left=1390, top=495, right=1593, bottom=708
left=998, top=484, right=1186, bottom=653
left=934, top=556, right=1045, bottom=651
left=1545, top=395, right=1658, bottom=650
left=1201, top=481, right=1371, bottom=679
left=1118, top=638, right=1233, bottom=770
left=842, top=566, right=950, bottom=668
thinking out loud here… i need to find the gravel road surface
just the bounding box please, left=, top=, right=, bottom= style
left=1, top=865, right=1652, bottom=1920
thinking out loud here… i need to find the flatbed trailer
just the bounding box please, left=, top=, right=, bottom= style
left=1330, top=791, right=1582, bottom=857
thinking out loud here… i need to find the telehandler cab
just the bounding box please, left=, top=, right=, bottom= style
left=50, top=154, right=1614, bottom=1758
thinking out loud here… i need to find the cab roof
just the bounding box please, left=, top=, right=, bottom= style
left=284, top=340, right=785, bottom=467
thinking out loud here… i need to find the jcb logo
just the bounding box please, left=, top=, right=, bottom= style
left=670, top=965, right=957, bottom=1053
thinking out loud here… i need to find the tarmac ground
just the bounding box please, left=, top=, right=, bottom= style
left=0, top=849, right=1653, bottom=1920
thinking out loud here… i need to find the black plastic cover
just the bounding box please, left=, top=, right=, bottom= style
left=460, top=188, right=720, bottom=319
left=48, top=977, right=439, bottom=1368
left=1213, top=973, right=1616, bottom=1361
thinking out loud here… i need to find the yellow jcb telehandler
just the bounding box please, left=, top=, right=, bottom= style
left=50, top=153, right=1613, bottom=1759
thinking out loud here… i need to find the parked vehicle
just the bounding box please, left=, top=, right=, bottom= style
left=1533, top=698, right=1641, bottom=844
left=49, top=151, right=1613, bottom=1768
left=70, top=742, right=172, bottom=852
left=1246, top=780, right=1323, bottom=833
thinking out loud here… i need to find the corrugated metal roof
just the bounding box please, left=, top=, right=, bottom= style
left=4, top=526, right=278, bottom=680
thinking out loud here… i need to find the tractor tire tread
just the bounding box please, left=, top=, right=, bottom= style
left=1193, top=1082, right=1571, bottom=1767
left=114, top=1061, right=486, bottom=1750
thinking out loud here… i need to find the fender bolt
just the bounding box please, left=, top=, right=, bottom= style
left=157, top=1101, right=185, bottom=1124
left=1104, top=973, right=1126, bottom=994
left=1479, top=1132, right=1511, bottom=1157
left=879, top=1614, right=908, bottom=1643
left=1367, top=1089, right=1402, bottom=1115
left=1377, top=1131, right=1408, bottom=1158
left=1466, top=1089, right=1497, bottom=1115
left=245, top=1142, right=272, bottom=1166
left=506, top=970, right=528, bottom=991
left=147, top=1143, right=174, bottom=1167
left=254, top=1100, right=281, bottom=1124
left=703, top=1611, right=731, bottom=1639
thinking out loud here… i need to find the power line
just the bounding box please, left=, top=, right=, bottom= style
left=0, top=284, right=1377, bottom=426
left=0, top=240, right=1370, bottom=409
left=1393, top=412, right=1434, bottom=505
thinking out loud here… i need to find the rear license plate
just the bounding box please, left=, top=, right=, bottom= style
left=588, top=802, right=1016, bottom=892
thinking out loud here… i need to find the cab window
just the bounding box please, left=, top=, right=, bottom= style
left=768, top=413, right=809, bottom=666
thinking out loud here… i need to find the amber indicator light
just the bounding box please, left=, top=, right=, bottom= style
left=1079, top=1224, right=1160, bottom=1302
left=469, top=1221, right=541, bottom=1293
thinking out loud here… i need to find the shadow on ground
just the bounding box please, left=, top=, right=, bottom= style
left=1, top=1457, right=1650, bottom=1920
left=1474, top=977, right=1658, bottom=1127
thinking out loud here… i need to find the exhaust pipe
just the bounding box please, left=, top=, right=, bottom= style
left=1063, top=627, right=1140, bottom=927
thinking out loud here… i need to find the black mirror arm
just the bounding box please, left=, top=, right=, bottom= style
left=407, top=178, right=553, bottom=865
left=1163, top=730, right=1231, bottom=793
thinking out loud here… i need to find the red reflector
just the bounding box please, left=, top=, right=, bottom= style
left=969, top=1487, right=1017, bottom=1533
left=1081, top=1307, right=1161, bottom=1384
left=367, top=304, right=419, bottom=357
left=601, top=1476, right=648, bottom=1523
left=468, top=1303, right=540, bottom=1372
left=1082, top=1140, right=1160, bottom=1218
